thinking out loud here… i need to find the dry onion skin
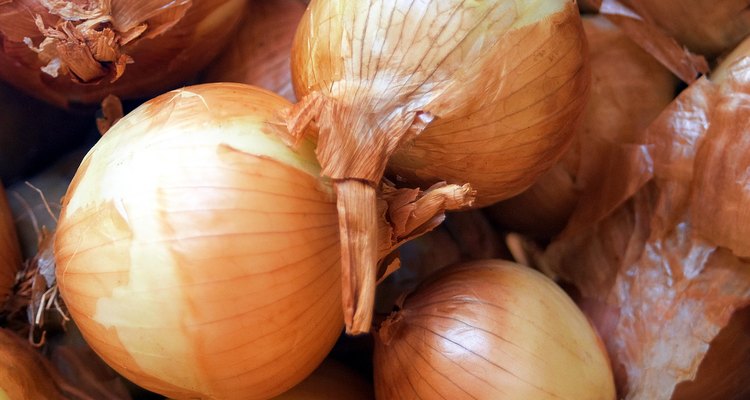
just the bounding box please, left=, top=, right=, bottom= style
left=54, top=83, right=343, bottom=399
left=202, top=0, right=306, bottom=102
left=0, top=183, right=22, bottom=307
left=542, top=35, right=750, bottom=399
left=488, top=16, right=677, bottom=238
left=286, top=0, right=589, bottom=334
left=374, top=260, right=615, bottom=400
left=0, top=0, right=246, bottom=108
left=272, top=359, right=373, bottom=400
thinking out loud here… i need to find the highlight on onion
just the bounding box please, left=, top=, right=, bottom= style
left=374, top=260, right=616, bottom=400
left=202, top=0, right=306, bottom=102
left=273, top=359, right=373, bottom=400
left=0, top=183, right=22, bottom=307
left=0, top=0, right=246, bottom=108
left=54, top=83, right=344, bottom=400
left=541, top=35, right=750, bottom=399
left=488, top=15, right=677, bottom=238
left=286, top=0, right=590, bottom=334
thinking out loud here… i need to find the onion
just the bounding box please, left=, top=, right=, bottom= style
left=0, top=328, right=66, bottom=399
left=373, top=260, right=615, bottom=400
left=0, top=0, right=246, bottom=108
left=273, top=359, right=373, bottom=400
left=202, top=0, right=306, bottom=102
left=286, top=0, right=589, bottom=333
left=0, top=183, right=21, bottom=307
left=54, top=83, right=343, bottom=399
left=488, top=16, right=677, bottom=238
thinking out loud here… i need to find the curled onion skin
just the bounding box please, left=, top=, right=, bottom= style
left=0, top=183, right=21, bottom=306
left=374, top=260, right=615, bottom=400
left=55, top=83, right=343, bottom=399
left=202, top=0, right=306, bottom=102
left=0, top=0, right=246, bottom=108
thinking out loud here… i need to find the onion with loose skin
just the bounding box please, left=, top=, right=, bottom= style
left=272, top=359, right=373, bottom=400
left=0, top=0, right=246, bottom=108
left=202, top=0, right=306, bottom=102
left=374, top=260, right=615, bottom=400
left=488, top=16, right=677, bottom=238
left=54, top=83, right=343, bottom=399
left=286, top=0, right=589, bottom=334
left=0, top=183, right=22, bottom=307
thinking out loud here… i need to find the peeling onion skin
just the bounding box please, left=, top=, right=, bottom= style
left=202, top=0, right=306, bottom=102
left=0, top=0, right=246, bottom=109
left=0, top=183, right=21, bottom=307
left=54, top=83, right=343, bottom=400
left=374, top=260, right=615, bottom=400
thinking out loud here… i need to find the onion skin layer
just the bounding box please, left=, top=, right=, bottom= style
left=0, top=183, right=21, bottom=307
left=374, top=260, right=616, bottom=400
left=55, top=83, right=343, bottom=400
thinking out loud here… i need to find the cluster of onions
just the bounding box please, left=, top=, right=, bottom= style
left=287, top=0, right=590, bottom=333
left=272, top=359, right=373, bottom=399
left=488, top=15, right=678, bottom=238
left=55, top=84, right=344, bottom=399
left=0, top=0, right=246, bottom=108
left=374, top=260, right=615, bottom=399
left=202, top=0, right=306, bottom=102
left=0, top=183, right=21, bottom=307
left=540, top=34, right=750, bottom=399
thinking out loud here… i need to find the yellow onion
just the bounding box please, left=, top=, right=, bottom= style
left=488, top=16, right=677, bottom=238
left=272, top=359, right=373, bottom=400
left=374, top=260, right=615, bottom=400
left=202, top=0, right=306, bottom=102
left=0, top=328, right=68, bottom=399
left=55, top=83, right=343, bottom=399
left=0, top=183, right=22, bottom=307
left=287, top=0, right=589, bottom=333
left=0, top=0, right=246, bottom=108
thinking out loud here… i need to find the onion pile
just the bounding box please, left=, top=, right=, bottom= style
left=55, top=83, right=343, bottom=399
left=374, top=260, right=615, bottom=399
left=287, top=0, right=590, bottom=333
left=202, top=0, right=306, bottom=102
left=488, top=15, right=677, bottom=238
left=0, top=183, right=21, bottom=307
left=0, top=0, right=246, bottom=108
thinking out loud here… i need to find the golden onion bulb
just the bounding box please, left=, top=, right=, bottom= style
left=374, top=260, right=615, bottom=400
left=55, top=83, right=343, bottom=399
left=0, top=183, right=21, bottom=307
left=0, top=0, right=246, bottom=108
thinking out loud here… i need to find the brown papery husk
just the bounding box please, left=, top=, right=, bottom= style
left=202, top=0, right=305, bottom=102
left=373, top=260, right=615, bottom=400
left=488, top=16, right=677, bottom=239
left=0, top=183, right=21, bottom=307
left=542, top=35, right=750, bottom=399
left=287, top=0, right=589, bottom=334
left=0, top=0, right=246, bottom=108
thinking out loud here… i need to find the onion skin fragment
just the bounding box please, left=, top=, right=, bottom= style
left=373, top=260, right=616, bottom=400
left=55, top=83, right=343, bottom=400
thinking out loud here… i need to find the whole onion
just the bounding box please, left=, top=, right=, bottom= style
left=0, top=183, right=21, bottom=307
left=374, top=260, right=615, bottom=399
left=55, top=83, right=343, bottom=399
left=287, top=0, right=589, bottom=333
left=0, top=0, right=246, bottom=108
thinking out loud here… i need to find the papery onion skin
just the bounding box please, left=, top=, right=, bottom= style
left=0, top=183, right=21, bottom=307
left=54, top=83, right=343, bottom=400
left=272, top=359, right=374, bottom=400
left=202, top=0, right=305, bottom=102
left=0, top=0, right=246, bottom=108
left=374, top=260, right=616, bottom=400
left=488, top=16, right=676, bottom=238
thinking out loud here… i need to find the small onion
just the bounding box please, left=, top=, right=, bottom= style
left=287, top=0, right=589, bottom=333
left=0, top=0, right=246, bottom=108
left=273, top=359, right=373, bottom=400
left=55, top=83, right=343, bottom=399
left=202, top=0, right=306, bottom=102
left=0, top=183, right=22, bottom=307
left=374, top=260, right=615, bottom=400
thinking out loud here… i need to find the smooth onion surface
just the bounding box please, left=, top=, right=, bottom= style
left=0, top=0, right=245, bottom=108
left=55, top=83, right=343, bottom=399
left=374, top=260, right=616, bottom=400
left=0, top=183, right=21, bottom=307
left=202, top=0, right=306, bottom=102
left=273, top=359, right=373, bottom=400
